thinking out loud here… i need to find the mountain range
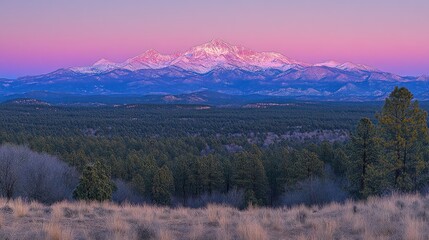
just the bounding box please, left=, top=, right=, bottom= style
left=1, top=39, right=429, bottom=103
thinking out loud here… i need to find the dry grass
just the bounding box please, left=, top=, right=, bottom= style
left=43, top=222, right=74, bottom=240
left=0, top=213, right=4, bottom=229
left=107, top=212, right=131, bottom=240
left=158, top=229, right=174, bottom=240
left=237, top=220, right=269, bottom=240
left=189, top=222, right=205, bottom=240
left=0, top=194, right=428, bottom=239
left=404, top=216, right=425, bottom=240
left=10, top=197, right=29, bottom=217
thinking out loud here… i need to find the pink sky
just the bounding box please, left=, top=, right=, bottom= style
left=0, top=0, right=428, bottom=78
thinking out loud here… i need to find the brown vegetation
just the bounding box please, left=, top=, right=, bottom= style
left=0, top=194, right=428, bottom=239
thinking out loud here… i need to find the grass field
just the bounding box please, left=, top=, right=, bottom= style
left=0, top=194, right=428, bottom=240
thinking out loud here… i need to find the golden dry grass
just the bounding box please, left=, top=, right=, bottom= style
left=43, top=222, right=74, bottom=240
left=0, top=213, right=4, bottom=229
left=0, top=194, right=428, bottom=239
left=237, top=219, right=269, bottom=240
left=10, top=198, right=29, bottom=218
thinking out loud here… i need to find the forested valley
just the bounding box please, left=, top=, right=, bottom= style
left=0, top=87, right=428, bottom=208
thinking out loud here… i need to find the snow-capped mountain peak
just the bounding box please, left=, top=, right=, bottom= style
left=121, top=49, right=174, bottom=70
left=93, top=58, right=116, bottom=66
left=71, top=58, right=119, bottom=73
left=12, top=39, right=428, bottom=100
left=314, top=61, right=377, bottom=72
left=191, top=39, right=239, bottom=56
left=69, top=39, right=380, bottom=74
left=338, top=62, right=377, bottom=71
left=314, top=61, right=342, bottom=68
left=127, top=49, right=172, bottom=62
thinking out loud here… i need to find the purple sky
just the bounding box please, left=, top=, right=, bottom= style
left=1, top=0, right=428, bottom=78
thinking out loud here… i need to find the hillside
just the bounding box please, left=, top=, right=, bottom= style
left=0, top=194, right=427, bottom=240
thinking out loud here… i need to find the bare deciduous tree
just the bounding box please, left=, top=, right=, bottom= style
left=0, top=144, right=78, bottom=203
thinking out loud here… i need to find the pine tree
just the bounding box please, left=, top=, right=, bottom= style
left=199, top=155, right=224, bottom=195
left=141, top=156, right=158, bottom=198
left=174, top=156, right=192, bottom=204
left=222, top=158, right=233, bottom=193
left=131, top=174, right=145, bottom=196
left=152, top=165, right=174, bottom=205
left=263, top=146, right=288, bottom=204
left=348, top=118, right=383, bottom=198
left=319, top=141, right=334, bottom=164
left=377, top=87, right=428, bottom=191
left=73, top=161, right=115, bottom=201
left=284, top=149, right=324, bottom=186
left=233, top=150, right=269, bottom=206
left=331, top=148, right=348, bottom=177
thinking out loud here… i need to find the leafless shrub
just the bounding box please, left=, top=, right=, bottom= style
left=0, top=145, right=78, bottom=203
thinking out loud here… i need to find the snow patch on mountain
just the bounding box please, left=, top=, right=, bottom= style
left=336, top=83, right=358, bottom=93
left=314, top=61, right=377, bottom=72
left=122, top=49, right=174, bottom=70
left=71, top=58, right=119, bottom=74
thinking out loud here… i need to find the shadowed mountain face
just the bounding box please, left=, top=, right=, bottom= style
left=1, top=40, right=428, bottom=101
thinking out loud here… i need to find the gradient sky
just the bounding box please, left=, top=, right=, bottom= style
left=1, top=0, right=428, bottom=78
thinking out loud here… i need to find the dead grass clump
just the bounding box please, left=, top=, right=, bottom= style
left=415, top=211, right=428, bottom=221
left=296, top=210, right=308, bottom=224
left=348, top=214, right=366, bottom=236
left=135, top=223, right=157, bottom=240
left=237, top=220, right=268, bottom=240
left=218, top=211, right=229, bottom=228
left=50, top=204, right=63, bottom=220
left=158, top=229, right=174, bottom=240
left=0, top=213, right=4, bottom=228
left=63, top=207, right=79, bottom=218
left=396, top=200, right=406, bottom=210
left=11, top=198, right=29, bottom=217
left=75, top=201, right=91, bottom=217
left=207, top=204, right=221, bottom=224
left=189, top=223, right=205, bottom=240
left=404, top=216, right=425, bottom=240
left=268, top=210, right=284, bottom=231
left=108, top=213, right=130, bottom=234
left=43, top=222, right=74, bottom=240
left=216, top=227, right=232, bottom=240
left=312, top=219, right=338, bottom=239
left=139, top=205, right=158, bottom=223
left=170, top=207, right=189, bottom=220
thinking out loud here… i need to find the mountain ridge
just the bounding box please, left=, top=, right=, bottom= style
left=1, top=39, right=428, bottom=101
left=69, top=39, right=396, bottom=75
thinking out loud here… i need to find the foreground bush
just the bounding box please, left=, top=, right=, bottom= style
left=0, top=145, right=78, bottom=203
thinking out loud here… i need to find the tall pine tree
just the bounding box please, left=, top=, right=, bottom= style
left=152, top=165, right=174, bottom=205
left=348, top=118, right=384, bottom=198
left=377, top=87, right=428, bottom=191
left=199, top=155, right=224, bottom=195
left=283, top=149, right=324, bottom=186
left=233, top=148, right=269, bottom=206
